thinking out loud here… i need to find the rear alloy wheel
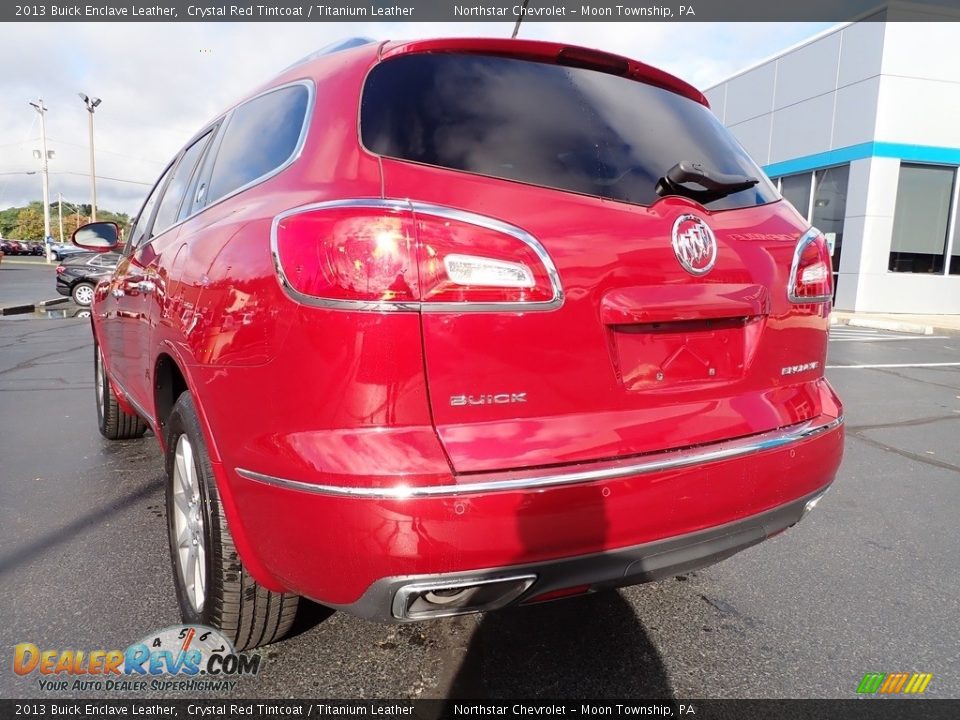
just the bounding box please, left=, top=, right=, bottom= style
left=165, top=393, right=299, bottom=650
left=72, top=282, right=95, bottom=307
left=95, top=343, right=147, bottom=440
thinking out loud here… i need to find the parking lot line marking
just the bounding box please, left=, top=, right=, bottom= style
left=829, top=336, right=949, bottom=342
left=826, top=362, right=960, bottom=369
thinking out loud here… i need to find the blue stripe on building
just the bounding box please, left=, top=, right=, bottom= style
left=763, top=142, right=960, bottom=177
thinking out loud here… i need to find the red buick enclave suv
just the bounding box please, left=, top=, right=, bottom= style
left=76, top=37, right=843, bottom=649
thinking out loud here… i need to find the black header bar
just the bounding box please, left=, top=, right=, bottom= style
left=5, top=0, right=960, bottom=23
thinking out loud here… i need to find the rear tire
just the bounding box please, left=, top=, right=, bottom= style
left=72, top=282, right=95, bottom=306
left=95, top=343, right=147, bottom=440
left=165, top=393, right=299, bottom=650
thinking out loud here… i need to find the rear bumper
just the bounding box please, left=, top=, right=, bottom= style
left=333, top=486, right=828, bottom=621
left=224, top=412, right=843, bottom=616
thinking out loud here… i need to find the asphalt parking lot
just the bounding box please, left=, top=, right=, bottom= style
left=1, top=276, right=958, bottom=700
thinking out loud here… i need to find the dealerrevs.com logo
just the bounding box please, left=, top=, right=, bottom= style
left=13, top=625, right=261, bottom=693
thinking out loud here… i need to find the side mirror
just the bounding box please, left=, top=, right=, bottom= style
left=72, top=222, right=120, bottom=252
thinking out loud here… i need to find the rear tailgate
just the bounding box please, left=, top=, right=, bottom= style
left=364, top=46, right=831, bottom=474
left=389, top=166, right=827, bottom=472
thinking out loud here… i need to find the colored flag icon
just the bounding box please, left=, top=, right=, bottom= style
left=857, top=672, right=932, bottom=694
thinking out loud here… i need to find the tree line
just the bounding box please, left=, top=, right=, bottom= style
left=0, top=202, right=131, bottom=242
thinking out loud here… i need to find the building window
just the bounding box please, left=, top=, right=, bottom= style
left=812, top=165, right=849, bottom=280
left=773, top=166, right=848, bottom=289
left=780, top=173, right=812, bottom=219
left=952, top=223, right=960, bottom=275
left=889, top=164, right=957, bottom=274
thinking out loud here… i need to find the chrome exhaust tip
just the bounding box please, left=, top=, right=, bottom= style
left=392, top=575, right=536, bottom=620
left=803, top=488, right=830, bottom=515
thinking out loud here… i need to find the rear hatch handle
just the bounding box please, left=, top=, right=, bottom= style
left=600, top=284, right=769, bottom=325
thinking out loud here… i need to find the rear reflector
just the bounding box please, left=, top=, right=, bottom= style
left=788, top=230, right=833, bottom=303
left=272, top=200, right=561, bottom=311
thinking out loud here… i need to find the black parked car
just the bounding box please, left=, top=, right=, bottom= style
left=55, top=252, right=120, bottom=306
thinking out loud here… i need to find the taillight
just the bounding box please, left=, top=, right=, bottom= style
left=788, top=229, right=833, bottom=303
left=56, top=266, right=66, bottom=274
left=272, top=200, right=562, bottom=311
left=273, top=205, right=419, bottom=305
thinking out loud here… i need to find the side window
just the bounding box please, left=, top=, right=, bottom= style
left=206, top=84, right=309, bottom=204
left=94, top=253, right=120, bottom=268
left=151, top=131, right=214, bottom=237
left=126, top=164, right=173, bottom=253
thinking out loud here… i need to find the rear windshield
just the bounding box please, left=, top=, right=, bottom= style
left=361, top=53, right=778, bottom=210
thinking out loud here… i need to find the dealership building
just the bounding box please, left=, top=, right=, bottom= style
left=704, top=5, right=960, bottom=314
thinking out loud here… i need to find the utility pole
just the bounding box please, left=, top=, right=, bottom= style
left=58, top=193, right=65, bottom=243
left=80, top=93, right=101, bottom=222
left=29, top=98, right=53, bottom=263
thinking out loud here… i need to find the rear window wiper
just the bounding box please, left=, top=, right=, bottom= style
left=656, top=161, right=759, bottom=204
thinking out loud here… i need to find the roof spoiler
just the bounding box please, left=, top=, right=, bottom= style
left=283, top=37, right=377, bottom=72
left=380, top=38, right=708, bottom=107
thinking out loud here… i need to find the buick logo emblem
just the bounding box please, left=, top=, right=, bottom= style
left=672, top=214, right=717, bottom=275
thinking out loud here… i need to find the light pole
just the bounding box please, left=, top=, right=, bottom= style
left=57, top=195, right=82, bottom=243
left=29, top=98, right=54, bottom=262
left=79, top=93, right=101, bottom=222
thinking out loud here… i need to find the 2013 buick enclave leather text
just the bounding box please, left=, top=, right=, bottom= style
left=75, top=38, right=844, bottom=649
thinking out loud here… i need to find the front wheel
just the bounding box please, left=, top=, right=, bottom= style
left=95, top=343, right=147, bottom=440
left=165, top=393, right=299, bottom=650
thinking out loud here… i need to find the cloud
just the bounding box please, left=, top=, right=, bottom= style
left=0, top=20, right=830, bottom=218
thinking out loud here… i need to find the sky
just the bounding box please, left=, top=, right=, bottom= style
left=0, top=21, right=833, bottom=218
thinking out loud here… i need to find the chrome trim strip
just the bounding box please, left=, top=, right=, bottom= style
left=269, top=198, right=565, bottom=314
left=236, top=415, right=843, bottom=499
left=787, top=226, right=832, bottom=304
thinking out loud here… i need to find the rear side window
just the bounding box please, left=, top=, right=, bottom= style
left=89, top=253, right=118, bottom=268
left=361, top=54, right=778, bottom=210
left=206, top=84, right=310, bottom=204
left=151, top=130, right=214, bottom=236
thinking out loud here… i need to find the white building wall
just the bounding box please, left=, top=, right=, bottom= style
left=711, top=22, right=884, bottom=169
left=859, top=22, right=960, bottom=313
left=706, top=15, right=960, bottom=315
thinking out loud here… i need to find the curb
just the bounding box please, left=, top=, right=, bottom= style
left=38, top=297, right=69, bottom=308
left=0, top=297, right=69, bottom=316
left=0, top=303, right=35, bottom=316
left=846, top=318, right=935, bottom=335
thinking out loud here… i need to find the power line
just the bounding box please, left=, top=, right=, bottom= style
left=0, top=113, right=38, bottom=209
left=0, top=138, right=38, bottom=150
left=45, top=136, right=166, bottom=166
left=0, top=169, right=151, bottom=186
left=50, top=171, right=151, bottom=187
